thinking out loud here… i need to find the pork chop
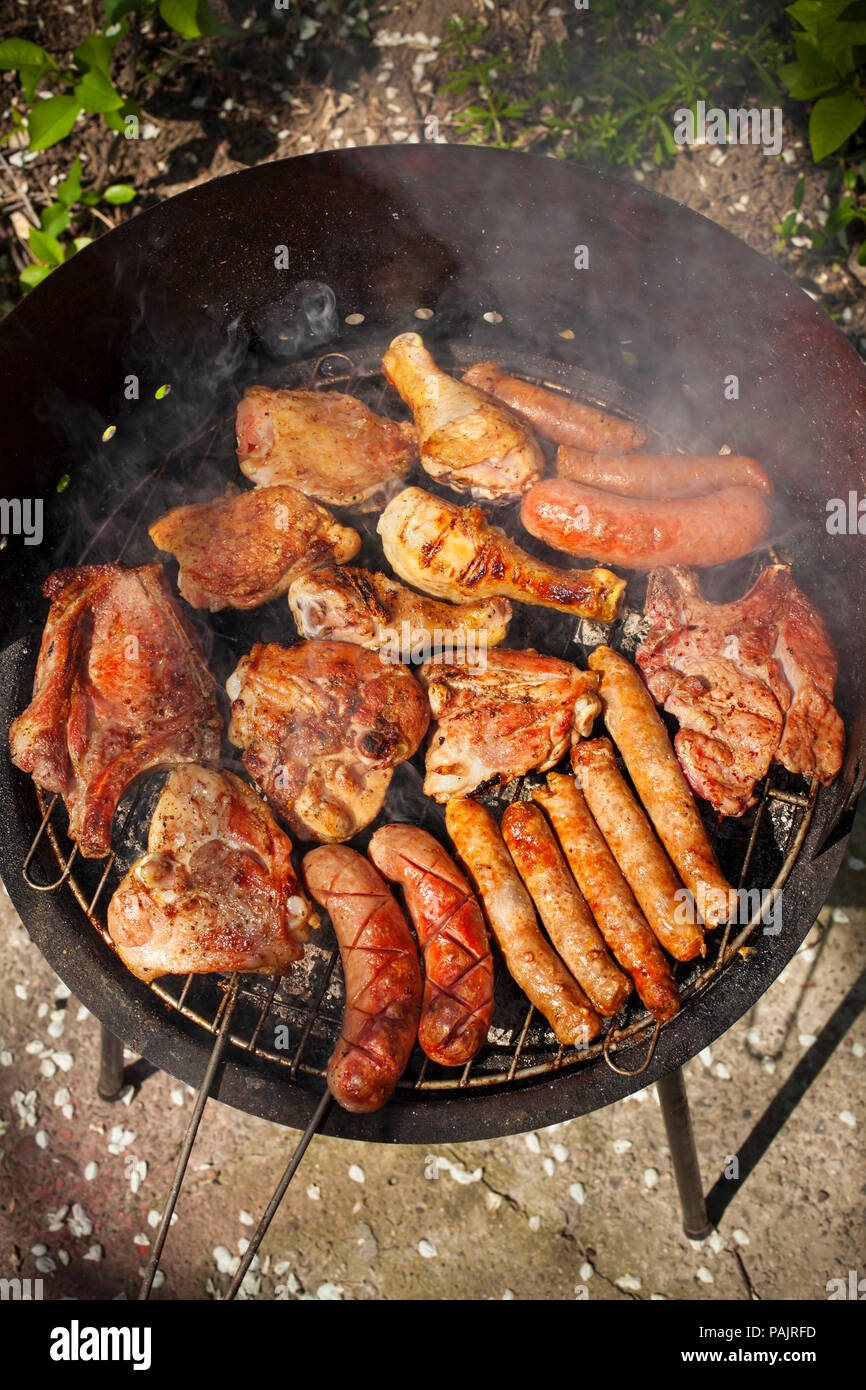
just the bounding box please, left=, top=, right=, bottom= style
left=226, top=641, right=430, bottom=842
left=9, top=565, right=222, bottom=857
left=107, top=765, right=316, bottom=983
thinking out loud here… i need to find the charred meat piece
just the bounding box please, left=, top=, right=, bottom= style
left=9, top=565, right=222, bottom=858
left=383, top=333, right=544, bottom=502
left=149, top=485, right=360, bottom=611
left=378, top=486, right=625, bottom=622
left=236, top=386, right=416, bottom=511
left=107, top=766, right=316, bottom=984
left=418, top=647, right=601, bottom=802
left=226, top=641, right=430, bottom=842
left=287, top=563, right=512, bottom=655
left=462, top=362, right=646, bottom=453
left=637, top=566, right=845, bottom=815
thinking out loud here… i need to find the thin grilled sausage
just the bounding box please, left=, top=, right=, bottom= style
left=556, top=446, right=772, bottom=497
left=588, top=646, right=732, bottom=927
left=534, top=773, right=680, bottom=1022
left=367, top=824, right=494, bottom=1066
left=302, top=845, right=422, bottom=1113
left=462, top=363, right=646, bottom=453
left=571, top=739, right=704, bottom=962
left=445, top=797, right=602, bottom=1047
left=501, top=801, right=630, bottom=1017
left=520, top=477, right=771, bottom=570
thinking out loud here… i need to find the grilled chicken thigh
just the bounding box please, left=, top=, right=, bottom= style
left=418, top=647, right=601, bottom=801
left=287, top=564, right=512, bottom=654
left=237, top=386, right=416, bottom=510
left=107, top=766, right=316, bottom=983
left=149, top=485, right=360, bottom=611
left=637, top=565, right=845, bottom=814
left=226, top=641, right=430, bottom=842
left=378, top=486, right=625, bottom=622
left=9, top=565, right=222, bottom=857
left=382, top=333, right=544, bottom=502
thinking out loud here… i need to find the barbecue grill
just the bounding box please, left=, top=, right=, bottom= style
left=0, top=147, right=863, bottom=1291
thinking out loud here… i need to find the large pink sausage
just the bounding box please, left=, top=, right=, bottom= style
left=520, top=478, right=771, bottom=570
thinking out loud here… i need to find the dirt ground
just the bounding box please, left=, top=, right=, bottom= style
left=0, top=2, right=864, bottom=1304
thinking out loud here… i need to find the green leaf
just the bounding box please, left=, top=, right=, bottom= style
left=844, top=164, right=858, bottom=188
left=82, top=189, right=101, bottom=205
left=56, top=154, right=83, bottom=206
left=0, top=37, right=54, bottom=71
left=19, top=262, right=54, bottom=290
left=159, top=0, right=202, bottom=39
left=102, top=182, right=137, bottom=203
left=28, top=227, right=65, bottom=266
left=71, top=236, right=93, bottom=253
left=27, top=95, right=80, bottom=151
left=794, top=174, right=806, bottom=209
left=56, top=472, right=70, bottom=492
left=73, top=33, right=118, bottom=78
left=20, top=64, right=50, bottom=103
left=858, top=239, right=866, bottom=263
left=74, top=69, right=124, bottom=114
left=810, top=89, right=866, bottom=160
left=40, top=202, right=71, bottom=237
left=781, top=38, right=843, bottom=99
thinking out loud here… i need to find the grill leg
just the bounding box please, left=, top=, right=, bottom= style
left=657, top=1068, right=712, bottom=1240
left=97, top=1026, right=126, bottom=1102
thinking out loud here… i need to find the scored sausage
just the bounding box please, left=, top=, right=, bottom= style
left=520, top=477, right=771, bottom=570
left=534, top=773, right=681, bottom=1022
left=501, top=801, right=631, bottom=1017
left=367, top=824, right=494, bottom=1067
left=571, top=739, right=704, bottom=962
left=588, top=646, right=732, bottom=928
left=556, top=446, right=772, bottom=498
left=302, top=845, right=422, bottom=1113
left=462, top=362, right=646, bottom=453
left=446, top=797, right=603, bottom=1047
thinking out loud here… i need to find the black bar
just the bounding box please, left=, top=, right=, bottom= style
left=657, top=1067, right=712, bottom=1240
left=97, top=1025, right=126, bottom=1102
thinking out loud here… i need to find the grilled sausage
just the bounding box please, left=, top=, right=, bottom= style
left=302, top=845, right=422, bottom=1113
left=588, top=646, right=732, bottom=928
left=446, top=797, right=603, bottom=1047
left=501, top=801, right=630, bottom=1017
left=571, top=739, right=704, bottom=962
left=462, top=363, right=646, bottom=453
left=367, top=824, right=494, bottom=1066
left=520, top=478, right=771, bottom=570
left=534, top=773, right=681, bottom=1022
left=556, top=447, right=772, bottom=498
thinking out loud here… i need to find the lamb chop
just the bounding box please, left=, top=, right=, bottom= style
left=637, top=565, right=845, bottom=815
left=149, top=484, right=360, bottom=611
left=107, top=765, right=317, bottom=983
left=236, top=386, right=416, bottom=511
left=9, top=565, right=222, bottom=857
left=383, top=333, right=544, bottom=502
left=226, top=641, right=430, bottom=842
left=418, top=647, right=601, bottom=801
left=287, top=563, right=512, bottom=655
left=378, top=486, right=625, bottom=623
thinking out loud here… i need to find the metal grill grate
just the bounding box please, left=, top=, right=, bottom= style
left=19, top=345, right=817, bottom=1091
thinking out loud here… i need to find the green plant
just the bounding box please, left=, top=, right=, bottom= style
left=437, top=4, right=790, bottom=166
left=537, top=0, right=789, bottom=167
left=439, top=16, right=532, bottom=148
left=0, top=1, right=238, bottom=293
left=780, top=0, right=866, bottom=160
